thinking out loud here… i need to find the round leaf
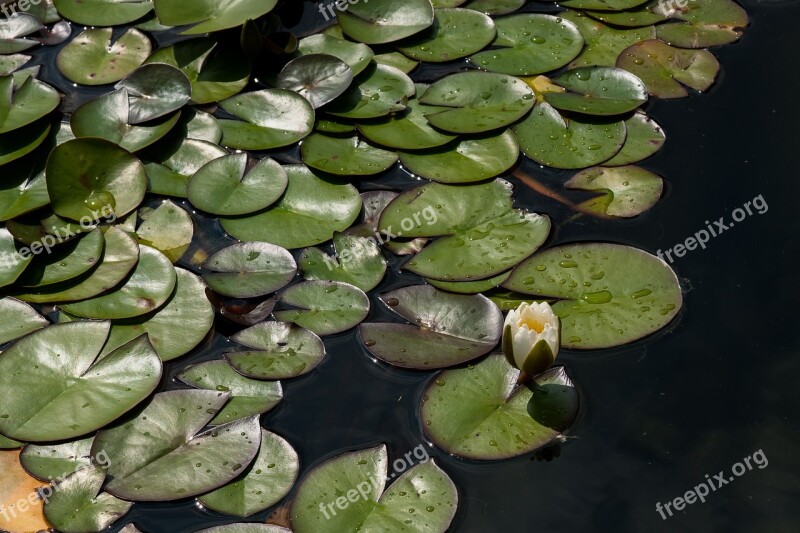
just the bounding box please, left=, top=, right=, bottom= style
left=337, top=0, right=435, bottom=45
left=277, top=54, right=354, bottom=109
left=136, top=200, right=193, bottom=263
left=299, top=232, right=387, bottom=292
left=603, top=110, right=665, bottom=166
left=326, top=63, right=415, bottom=120
left=227, top=321, right=326, bottom=380
left=56, top=28, right=151, bottom=86
left=301, top=133, right=398, bottom=176
left=565, top=165, right=663, bottom=218
left=53, top=0, right=154, bottom=26
left=298, top=34, right=374, bottom=76
left=219, top=89, right=314, bottom=150
left=274, top=281, right=370, bottom=336
left=115, top=63, right=192, bottom=124
left=203, top=242, right=297, bottom=299
left=545, top=66, right=648, bottom=116
left=0, top=297, right=47, bottom=344
left=397, top=8, right=496, bottom=63
left=153, top=0, right=279, bottom=35
left=21, top=437, right=94, bottom=482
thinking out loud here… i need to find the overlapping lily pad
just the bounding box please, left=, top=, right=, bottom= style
left=21, top=436, right=95, bottom=482
left=277, top=54, right=353, bottom=109
left=299, top=232, right=387, bottom=292
left=143, top=136, right=227, bottom=197
left=57, top=28, right=151, bottom=86
left=325, top=63, right=415, bottom=119
left=298, top=34, right=374, bottom=76
left=15, top=228, right=105, bottom=288
left=0, top=297, right=47, bottom=344
left=565, top=165, right=663, bottom=218
left=274, top=281, right=370, bottom=336
left=0, top=14, right=43, bottom=54
left=0, top=76, right=60, bottom=134
left=202, top=242, right=296, bottom=298
left=397, top=8, right=496, bottom=62
left=227, top=321, right=326, bottom=380
left=116, top=63, right=192, bottom=124
left=219, top=89, right=315, bottom=150
left=603, top=110, right=665, bottom=166
left=655, top=0, right=748, bottom=48
left=136, top=200, right=193, bottom=262
left=562, top=10, right=655, bottom=68
left=544, top=66, right=648, bottom=116
left=0, top=170, right=49, bottom=222
left=337, top=0, right=435, bottom=45
left=153, top=0, right=278, bottom=35
left=301, top=133, right=398, bottom=176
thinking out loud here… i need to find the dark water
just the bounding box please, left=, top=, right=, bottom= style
left=20, top=0, right=800, bottom=531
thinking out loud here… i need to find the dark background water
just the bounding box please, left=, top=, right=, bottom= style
left=19, top=0, right=800, bottom=531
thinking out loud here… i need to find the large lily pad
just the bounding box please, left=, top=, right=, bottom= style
left=56, top=28, right=151, bottom=86
left=655, top=0, right=748, bottom=48
left=274, top=281, right=370, bottom=336
left=203, top=242, right=296, bottom=299
left=503, top=243, right=682, bottom=348
left=565, top=165, right=663, bottom=218
left=301, top=133, right=398, bottom=176
left=115, top=63, right=192, bottom=124
left=277, top=54, right=354, bottom=109
left=299, top=232, right=387, bottom=292
left=153, top=0, right=279, bottom=35
left=0, top=322, right=161, bottom=442
left=226, top=321, right=326, bottom=380
left=470, top=14, right=584, bottom=76
left=221, top=165, right=362, bottom=249
left=337, top=0, right=435, bottom=45
left=325, top=63, right=415, bottom=120
left=177, top=361, right=283, bottom=425
left=290, top=445, right=457, bottom=533
left=52, top=0, right=154, bottom=26
left=219, top=89, right=315, bottom=150
left=397, top=8, right=496, bottom=62
left=93, top=390, right=262, bottom=501
left=421, top=354, right=579, bottom=460
left=198, top=429, right=299, bottom=517
left=0, top=297, right=47, bottom=345
left=359, top=285, right=502, bottom=369
left=298, top=34, right=374, bottom=76
left=544, top=66, right=648, bottom=116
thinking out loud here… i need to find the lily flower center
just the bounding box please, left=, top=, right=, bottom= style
left=520, top=315, right=546, bottom=334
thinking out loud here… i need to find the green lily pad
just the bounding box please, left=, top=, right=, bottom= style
left=299, top=232, right=387, bottom=292
left=219, top=89, right=315, bottom=150
left=136, top=200, right=193, bottom=263
left=153, top=0, right=278, bottom=35
left=325, top=62, right=415, bottom=120
left=277, top=54, right=354, bottom=109
left=177, top=361, right=283, bottom=425
left=199, top=526, right=291, bottom=533
left=544, top=66, right=648, bottom=116
left=221, top=165, right=362, bottom=249
left=421, top=354, right=579, bottom=460
left=116, top=63, right=192, bottom=124
left=61, top=245, right=177, bottom=319
left=583, top=0, right=668, bottom=27
left=561, top=0, right=650, bottom=9
left=16, top=227, right=139, bottom=304
left=379, top=180, right=551, bottom=280
left=188, top=154, right=287, bottom=216
left=143, top=137, right=227, bottom=197
left=298, top=34, right=374, bottom=76
left=94, top=392, right=261, bottom=501
left=513, top=102, right=626, bottom=169
left=346, top=190, right=429, bottom=257
left=15, top=228, right=105, bottom=289
left=397, top=8, right=496, bottom=63
left=465, top=0, right=524, bottom=15
left=144, top=38, right=251, bottom=104
left=226, top=321, right=326, bottom=380
left=398, top=129, right=519, bottom=183
left=301, top=133, right=398, bottom=176
left=46, top=138, right=147, bottom=221
left=0, top=322, right=161, bottom=442
left=373, top=51, right=419, bottom=74
left=337, top=0, right=435, bottom=45
left=655, top=0, right=748, bottom=48
left=0, top=119, right=51, bottom=166
left=56, top=28, right=151, bottom=86
left=274, top=281, right=370, bottom=336
left=0, top=169, right=49, bottom=222
left=503, top=243, right=682, bottom=349
left=290, top=445, right=457, bottom=533
left=565, top=165, right=663, bottom=217
left=0, top=14, right=42, bottom=54
left=0, top=434, right=23, bottom=449
left=180, top=108, right=222, bottom=143
left=470, top=14, right=584, bottom=76
left=616, top=39, right=720, bottom=98
left=20, top=436, right=94, bottom=482
left=91, top=268, right=213, bottom=362
left=561, top=10, right=655, bottom=69
left=199, top=429, right=299, bottom=517
left=427, top=270, right=511, bottom=294
left=203, top=242, right=297, bottom=299
left=0, top=75, right=60, bottom=134
left=419, top=72, right=534, bottom=134
left=359, top=285, right=502, bottom=369
left=52, top=0, right=154, bottom=26
left=43, top=465, right=133, bottom=533
left=603, top=110, right=665, bottom=166
left=0, top=227, right=32, bottom=287
left=0, top=297, right=47, bottom=344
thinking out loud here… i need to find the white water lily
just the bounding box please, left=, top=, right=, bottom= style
left=502, top=301, right=560, bottom=382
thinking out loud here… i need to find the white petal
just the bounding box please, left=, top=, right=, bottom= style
left=512, top=327, right=538, bottom=369
left=540, top=323, right=560, bottom=359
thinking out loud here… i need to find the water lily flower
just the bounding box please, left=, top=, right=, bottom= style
left=502, top=302, right=560, bottom=383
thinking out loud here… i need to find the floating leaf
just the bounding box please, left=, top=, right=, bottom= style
left=116, top=63, right=192, bottom=124
left=0, top=14, right=43, bottom=54
left=301, top=133, right=398, bottom=176
left=219, top=89, right=315, bottom=150
left=0, top=120, right=51, bottom=166
left=274, top=281, right=370, bottom=336
left=397, top=8, right=496, bottom=62
left=421, top=354, right=579, bottom=460
left=0, top=322, right=162, bottom=442
left=360, top=285, right=502, bottom=369
left=561, top=10, right=655, bottom=69
left=603, top=110, right=664, bottom=166
left=561, top=0, right=650, bottom=9
left=198, top=429, right=299, bottom=517
left=0, top=76, right=60, bottom=134
left=136, top=200, right=193, bottom=262
left=0, top=227, right=32, bottom=288
left=337, top=0, right=435, bottom=45
left=565, top=165, right=663, bottom=217
left=177, top=361, right=282, bottom=425
left=0, top=170, right=49, bottom=222
left=21, top=437, right=94, bottom=482
left=544, top=66, right=648, bottom=116
left=15, top=228, right=105, bottom=289
left=52, top=0, right=154, bottom=26
left=94, top=390, right=262, bottom=501
left=202, top=242, right=297, bottom=299
left=153, top=0, right=279, bottom=35
left=298, top=34, right=374, bottom=76
left=299, top=232, right=387, bottom=292
left=466, top=0, right=525, bottom=15
left=655, top=0, right=748, bottom=48
left=503, top=243, right=682, bottom=348
left=56, top=28, right=151, bottom=86
left=373, top=51, right=419, bottom=74
left=0, top=449, right=50, bottom=532
left=199, top=525, right=291, bottom=533
left=427, top=270, right=511, bottom=294
left=227, top=321, right=326, bottom=380
left=326, top=63, right=415, bottom=119
left=277, top=54, right=354, bottom=109
left=583, top=0, right=667, bottom=27
left=143, top=136, right=227, bottom=197
left=0, top=297, right=47, bottom=345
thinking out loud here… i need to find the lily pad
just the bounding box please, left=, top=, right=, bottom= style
left=153, top=0, right=278, bottom=35
left=21, top=436, right=94, bottom=482
left=398, top=129, right=519, bottom=183
left=583, top=0, right=667, bottom=27
left=43, top=465, right=133, bottom=533
left=360, top=285, right=502, bottom=369
left=15, top=228, right=105, bottom=289
left=277, top=54, right=354, bottom=109
left=52, top=0, right=154, bottom=26
left=561, top=0, right=650, bottom=9
left=56, top=28, right=151, bottom=86
left=226, top=321, right=326, bottom=380
left=46, top=138, right=147, bottom=221
left=221, top=165, right=362, bottom=249
left=298, top=34, right=374, bottom=76
left=465, top=0, right=525, bottom=15
left=655, top=0, right=748, bottom=48
left=0, top=297, right=47, bottom=345
left=0, top=75, right=60, bottom=134
left=397, top=8, right=496, bottom=63
left=301, top=133, right=398, bottom=176
left=325, top=62, right=415, bottom=120
left=177, top=361, right=282, bottom=425
left=566, top=165, right=663, bottom=217
left=503, top=243, right=682, bottom=349
left=299, top=232, right=387, bottom=292
left=603, top=110, right=665, bottom=166
left=0, top=170, right=49, bottom=222
left=373, top=51, right=419, bottom=73
left=290, top=445, right=457, bottom=533
left=0, top=227, right=32, bottom=288
left=513, top=102, right=626, bottom=169
left=199, top=526, right=291, bottom=533
left=544, top=66, right=648, bottom=116
left=419, top=72, right=534, bottom=134
left=561, top=10, right=655, bottom=69
left=0, top=322, right=162, bottom=442
left=0, top=14, right=43, bottom=54
left=143, top=137, right=227, bottom=197
left=179, top=108, right=222, bottom=143
left=61, top=245, right=177, bottom=320
left=116, top=63, right=192, bottom=124
left=203, top=242, right=297, bottom=299
left=136, top=200, right=193, bottom=262
left=470, top=14, right=584, bottom=76
left=93, top=390, right=262, bottom=501
left=616, top=40, right=720, bottom=98
left=427, top=270, right=511, bottom=294
left=0, top=119, right=51, bottom=166
left=337, top=0, right=435, bottom=45
left=219, top=89, right=315, bottom=150
left=274, top=281, right=370, bottom=336
left=198, top=429, right=299, bottom=517
left=421, top=354, right=579, bottom=460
